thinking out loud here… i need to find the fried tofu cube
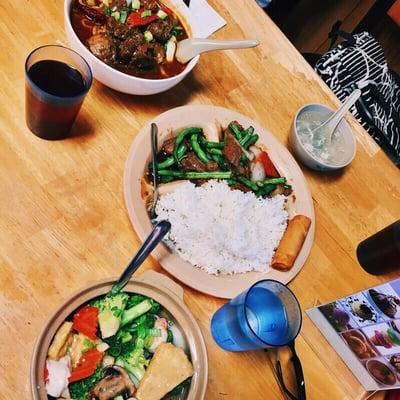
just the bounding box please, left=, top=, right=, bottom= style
left=47, top=322, right=73, bottom=361
left=136, top=343, right=193, bottom=400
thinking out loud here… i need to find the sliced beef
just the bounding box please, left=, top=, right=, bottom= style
left=147, top=17, right=173, bottom=41
left=181, top=152, right=219, bottom=172
left=181, top=152, right=206, bottom=171
left=118, top=32, right=145, bottom=63
left=141, top=0, right=160, bottom=10
left=230, top=184, right=252, bottom=193
left=205, top=160, right=219, bottom=171
left=222, top=130, right=242, bottom=167
left=161, top=138, right=175, bottom=155
left=87, top=33, right=116, bottom=64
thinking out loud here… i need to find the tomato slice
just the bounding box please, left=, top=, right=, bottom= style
left=72, top=305, right=99, bottom=340
left=127, top=8, right=158, bottom=26
left=258, top=151, right=280, bottom=178
left=68, top=348, right=103, bottom=383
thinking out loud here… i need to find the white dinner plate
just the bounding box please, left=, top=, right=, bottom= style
left=123, top=105, right=315, bottom=298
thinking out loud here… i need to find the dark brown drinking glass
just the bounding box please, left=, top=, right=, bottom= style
left=25, top=45, right=92, bottom=140
left=356, top=220, right=400, bottom=275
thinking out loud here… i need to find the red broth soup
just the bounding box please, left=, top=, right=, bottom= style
left=70, top=0, right=189, bottom=79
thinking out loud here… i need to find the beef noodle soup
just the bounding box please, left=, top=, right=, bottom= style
left=70, top=0, right=189, bottom=79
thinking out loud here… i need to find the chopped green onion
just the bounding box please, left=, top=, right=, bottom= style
left=157, top=9, right=168, bottom=19
left=141, top=10, right=152, bottom=18
left=144, top=30, right=153, bottom=42
left=119, top=10, right=128, bottom=23
left=111, top=11, right=120, bottom=21
left=132, top=0, right=140, bottom=9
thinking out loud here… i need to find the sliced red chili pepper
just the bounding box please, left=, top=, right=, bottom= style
left=127, top=8, right=158, bottom=26
left=72, top=305, right=99, bottom=340
left=77, top=3, right=107, bottom=24
left=68, top=348, right=103, bottom=383
left=258, top=151, right=280, bottom=178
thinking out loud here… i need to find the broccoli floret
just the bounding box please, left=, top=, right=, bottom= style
left=120, top=299, right=154, bottom=327
left=91, top=293, right=129, bottom=339
left=118, top=347, right=149, bottom=383
left=103, top=328, right=135, bottom=358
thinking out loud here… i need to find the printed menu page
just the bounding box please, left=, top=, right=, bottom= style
left=307, top=279, right=400, bottom=391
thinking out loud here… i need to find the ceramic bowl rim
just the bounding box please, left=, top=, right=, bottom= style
left=293, top=102, right=357, bottom=169
left=63, top=0, right=200, bottom=84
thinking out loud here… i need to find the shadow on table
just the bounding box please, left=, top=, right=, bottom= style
left=95, top=71, right=205, bottom=111
left=68, top=111, right=96, bottom=141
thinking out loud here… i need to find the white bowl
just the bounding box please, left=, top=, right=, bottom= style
left=64, top=0, right=200, bottom=95
left=290, top=103, right=356, bottom=171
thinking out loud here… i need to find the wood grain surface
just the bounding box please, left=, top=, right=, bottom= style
left=0, top=0, right=398, bottom=399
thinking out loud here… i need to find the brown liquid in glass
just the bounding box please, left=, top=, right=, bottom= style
left=26, top=60, right=86, bottom=140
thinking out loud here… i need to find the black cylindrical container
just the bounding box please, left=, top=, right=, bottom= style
left=356, top=220, right=400, bottom=275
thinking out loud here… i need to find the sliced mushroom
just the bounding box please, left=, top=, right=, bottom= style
left=89, top=365, right=136, bottom=400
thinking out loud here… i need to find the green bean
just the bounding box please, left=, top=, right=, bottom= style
left=160, top=176, right=175, bottom=183
left=237, top=176, right=259, bottom=191
left=211, top=154, right=230, bottom=171
left=157, top=144, right=188, bottom=169
left=260, top=177, right=286, bottom=185
left=256, top=183, right=276, bottom=197
left=190, top=134, right=209, bottom=163
left=158, top=170, right=232, bottom=180
left=205, top=139, right=226, bottom=149
left=173, top=127, right=202, bottom=163
left=242, top=134, right=259, bottom=149
left=239, top=127, right=255, bottom=146
left=208, top=148, right=223, bottom=155
left=228, top=122, right=243, bottom=141
left=226, top=178, right=239, bottom=185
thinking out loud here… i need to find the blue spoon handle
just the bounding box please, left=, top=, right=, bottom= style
left=110, top=220, right=171, bottom=295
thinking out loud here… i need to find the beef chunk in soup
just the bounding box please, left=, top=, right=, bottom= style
left=108, top=0, right=130, bottom=10
left=130, top=43, right=157, bottom=70
left=87, top=33, right=116, bottom=64
left=141, top=0, right=160, bottom=11
left=147, top=17, right=174, bottom=41
left=130, top=43, right=166, bottom=69
left=152, top=43, right=166, bottom=64
left=223, top=130, right=242, bottom=167
left=118, top=32, right=146, bottom=62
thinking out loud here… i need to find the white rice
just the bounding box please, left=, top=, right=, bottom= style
left=155, top=180, right=288, bottom=275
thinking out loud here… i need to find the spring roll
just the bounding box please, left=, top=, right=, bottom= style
left=272, top=215, right=311, bottom=271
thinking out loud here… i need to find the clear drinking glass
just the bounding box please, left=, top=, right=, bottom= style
left=211, top=280, right=305, bottom=400
left=211, top=279, right=302, bottom=351
left=25, top=45, right=92, bottom=140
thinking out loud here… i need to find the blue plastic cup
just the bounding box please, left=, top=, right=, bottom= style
left=211, top=280, right=302, bottom=351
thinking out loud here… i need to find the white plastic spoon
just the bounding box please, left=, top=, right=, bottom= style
left=312, top=89, right=362, bottom=145
left=175, top=38, right=259, bottom=64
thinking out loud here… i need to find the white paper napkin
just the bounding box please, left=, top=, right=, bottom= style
left=170, top=0, right=227, bottom=38
left=186, top=0, right=227, bottom=37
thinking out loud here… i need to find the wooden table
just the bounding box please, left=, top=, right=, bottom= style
left=1, top=1, right=399, bottom=399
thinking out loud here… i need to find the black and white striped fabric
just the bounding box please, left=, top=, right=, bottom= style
left=315, top=32, right=400, bottom=166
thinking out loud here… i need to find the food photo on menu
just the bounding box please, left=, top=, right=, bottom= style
left=308, top=279, right=400, bottom=390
